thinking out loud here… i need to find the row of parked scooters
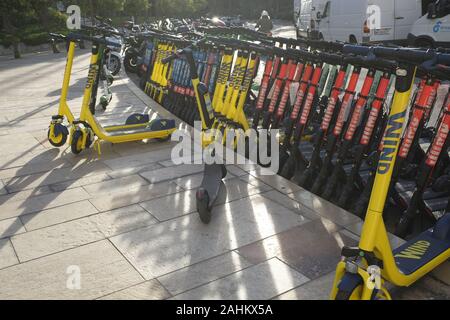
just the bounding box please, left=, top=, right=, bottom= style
left=129, top=26, right=450, bottom=299
left=134, top=26, right=450, bottom=238
left=47, top=21, right=450, bottom=299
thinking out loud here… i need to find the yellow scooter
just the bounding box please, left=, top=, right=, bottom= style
left=330, top=45, right=450, bottom=300
left=48, top=33, right=176, bottom=155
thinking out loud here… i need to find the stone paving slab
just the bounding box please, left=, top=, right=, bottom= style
left=102, top=147, right=174, bottom=171
left=139, top=164, right=205, bottom=184
left=0, top=49, right=447, bottom=300
left=273, top=272, right=336, bottom=300
left=0, top=187, right=91, bottom=220
left=0, top=217, right=27, bottom=239
left=48, top=173, right=112, bottom=192
left=236, top=219, right=358, bottom=280
left=432, top=262, right=450, bottom=286
left=0, top=186, right=53, bottom=204
left=286, top=191, right=362, bottom=227
left=140, top=175, right=272, bottom=222
left=82, top=174, right=149, bottom=196
left=171, top=258, right=310, bottom=300
left=0, top=148, right=69, bottom=170
left=110, top=194, right=309, bottom=279
left=158, top=251, right=252, bottom=296
left=0, top=154, right=72, bottom=180
left=0, top=240, right=143, bottom=299
left=260, top=189, right=320, bottom=221
left=88, top=204, right=158, bottom=238
left=98, top=279, right=171, bottom=300
left=0, top=239, right=19, bottom=269
left=3, top=161, right=112, bottom=193
left=106, top=162, right=163, bottom=179
left=19, top=200, right=98, bottom=231
left=0, top=180, right=6, bottom=195
left=89, top=181, right=181, bottom=212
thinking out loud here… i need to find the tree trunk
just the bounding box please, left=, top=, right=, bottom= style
left=1, top=11, right=21, bottom=59
left=13, top=42, right=21, bottom=59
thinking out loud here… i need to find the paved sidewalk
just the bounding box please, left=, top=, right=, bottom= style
left=0, top=49, right=448, bottom=300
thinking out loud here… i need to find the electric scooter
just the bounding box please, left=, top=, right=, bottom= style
left=330, top=45, right=450, bottom=300
left=162, top=40, right=227, bottom=224
left=48, top=33, right=176, bottom=155
left=396, top=87, right=450, bottom=238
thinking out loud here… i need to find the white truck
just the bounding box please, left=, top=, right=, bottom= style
left=294, top=0, right=450, bottom=47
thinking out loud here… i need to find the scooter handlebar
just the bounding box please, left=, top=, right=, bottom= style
left=344, top=54, right=397, bottom=72
left=342, top=44, right=371, bottom=56
left=343, top=44, right=450, bottom=66
left=161, top=38, right=207, bottom=64
left=271, top=37, right=344, bottom=52
left=81, top=25, right=125, bottom=37
left=49, top=33, right=66, bottom=40
left=67, top=33, right=122, bottom=48
left=161, top=52, right=180, bottom=64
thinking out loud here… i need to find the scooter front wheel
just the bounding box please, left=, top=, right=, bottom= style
left=335, top=287, right=363, bottom=300
left=100, top=95, right=112, bottom=110
left=196, top=188, right=211, bottom=224
left=124, top=54, right=138, bottom=73
left=47, top=125, right=68, bottom=147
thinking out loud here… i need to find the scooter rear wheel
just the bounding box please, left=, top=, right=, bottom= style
left=221, top=165, right=227, bottom=179
left=107, top=55, right=121, bottom=76
left=155, top=135, right=172, bottom=142
left=196, top=188, right=211, bottom=224
left=71, top=130, right=85, bottom=155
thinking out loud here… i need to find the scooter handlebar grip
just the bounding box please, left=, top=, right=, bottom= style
left=308, top=40, right=344, bottom=52
left=373, top=47, right=429, bottom=62
left=49, top=33, right=66, bottom=40
left=437, top=52, right=450, bottom=65
left=343, top=54, right=397, bottom=71
left=161, top=53, right=179, bottom=64
left=372, top=58, right=398, bottom=72
left=320, top=52, right=344, bottom=66
left=342, top=44, right=371, bottom=56
left=343, top=55, right=366, bottom=66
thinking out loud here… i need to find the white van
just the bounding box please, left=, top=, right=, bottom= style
left=312, top=0, right=423, bottom=43
left=294, top=0, right=327, bottom=39
left=409, top=0, right=450, bottom=47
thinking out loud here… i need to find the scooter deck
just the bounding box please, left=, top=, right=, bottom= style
left=297, top=142, right=327, bottom=161
left=393, top=228, right=450, bottom=276
left=107, top=119, right=176, bottom=136
left=423, top=196, right=450, bottom=218
left=395, top=178, right=450, bottom=208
